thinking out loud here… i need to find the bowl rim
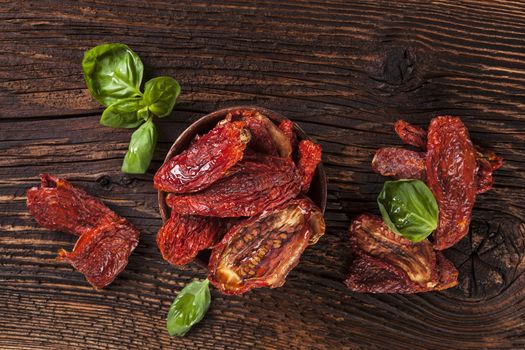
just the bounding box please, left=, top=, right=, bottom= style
left=157, top=105, right=328, bottom=225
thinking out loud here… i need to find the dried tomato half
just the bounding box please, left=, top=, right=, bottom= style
left=157, top=213, right=224, bottom=266
left=394, top=119, right=427, bottom=149
left=475, top=146, right=503, bottom=194
left=58, top=217, right=139, bottom=289
left=26, top=174, right=139, bottom=289
left=208, top=198, right=325, bottom=295
left=166, top=155, right=302, bottom=217
left=426, top=116, right=478, bottom=250
left=297, top=140, right=322, bottom=193
left=373, top=144, right=502, bottom=194
left=26, top=174, right=118, bottom=236
left=226, top=109, right=292, bottom=158
left=154, top=120, right=250, bottom=193
left=372, top=147, right=426, bottom=180
left=345, top=214, right=458, bottom=293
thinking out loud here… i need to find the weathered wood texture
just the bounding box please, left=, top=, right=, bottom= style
left=1, top=1, right=524, bottom=349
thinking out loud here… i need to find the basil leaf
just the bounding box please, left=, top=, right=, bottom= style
left=143, top=76, right=181, bottom=118
left=82, top=43, right=144, bottom=107
left=100, top=98, right=145, bottom=128
left=167, top=279, right=211, bottom=337
left=121, top=118, right=157, bottom=174
left=377, top=179, right=439, bottom=242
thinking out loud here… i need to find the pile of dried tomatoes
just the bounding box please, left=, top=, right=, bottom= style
left=346, top=116, right=502, bottom=293
left=154, top=109, right=325, bottom=294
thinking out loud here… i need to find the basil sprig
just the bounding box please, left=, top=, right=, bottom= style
left=82, top=43, right=181, bottom=174
left=167, top=279, right=211, bottom=337
left=377, top=179, right=439, bottom=242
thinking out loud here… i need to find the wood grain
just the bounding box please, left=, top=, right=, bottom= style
left=1, top=0, right=524, bottom=349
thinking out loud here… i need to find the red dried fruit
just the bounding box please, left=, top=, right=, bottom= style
left=372, top=147, right=426, bottom=180
left=166, top=155, right=301, bottom=217
left=373, top=142, right=502, bottom=194
left=394, top=119, right=427, bottom=149
left=157, top=213, right=223, bottom=266
left=154, top=120, right=250, bottom=193
left=26, top=174, right=139, bottom=289
left=297, top=140, right=322, bottom=192
left=345, top=214, right=458, bottom=293
left=26, top=174, right=118, bottom=236
left=208, top=198, right=325, bottom=295
left=278, top=118, right=298, bottom=151
left=58, top=217, right=139, bottom=289
left=226, top=110, right=292, bottom=158
left=426, top=116, right=477, bottom=250
left=475, top=146, right=503, bottom=194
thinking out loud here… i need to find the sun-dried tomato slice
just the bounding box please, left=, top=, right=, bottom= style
left=154, top=120, right=250, bottom=193
left=475, top=146, right=503, bottom=194
left=226, top=110, right=292, bottom=158
left=27, top=174, right=140, bottom=289
left=208, top=198, right=325, bottom=295
left=157, top=213, right=224, bottom=266
left=372, top=147, right=426, bottom=180
left=426, top=116, right=478, bottom=250
left=58, top=217, right=139, bottom=289
left=26, top=174, right=118, bottom=236
left=373, top=141, right=502, bottom=195
left=391, top=120, right=503, bottom=192
left=394, top=119, right=427, bottom=149
left=345, top=214, right=458, bottom=293
left=166, top=155, right=301, bottom=217
left=297, top=140, right=322, bottom=193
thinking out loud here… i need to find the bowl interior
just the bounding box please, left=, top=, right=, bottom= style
left=157, top=106, right=328, bottom=266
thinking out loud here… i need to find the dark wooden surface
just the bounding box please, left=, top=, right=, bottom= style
left=1, top=1, right=524, bottom=349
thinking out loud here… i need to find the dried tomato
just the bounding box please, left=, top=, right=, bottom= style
left=297, top=140, right=322, bottom=193
left=372, top=147, right=426, bottom=180
left=154, top=120, right=250, bottom=193
left=166, top=155, right=301, bottom=217
left=26, top=174, right=118, bottom=236
left=345, top=214, right=458, bottom=293
left=208, top=198, right=325, bottom=295
left=475, top=146, right=503, bottom=194
left=426, top=116, right=478, bottom=250
left=394, top=119, right=427, bottom=149
left=373, top=144, right=501, bottom=194
left=26, top=174, right=139, bottom=289
left=58, top=217, right=139, bottom=289
left=157, top=213, right=224, bottom=266
left=226, top=109, right=292, bottom=158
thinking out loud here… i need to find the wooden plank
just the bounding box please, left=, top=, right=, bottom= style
left=0, top=0, right=524, bottom=349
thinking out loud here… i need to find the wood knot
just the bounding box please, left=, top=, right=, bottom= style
left=443, top=213, right=525, bottom=301
left=383, top=47, right=415, bottom=85
left=363, top=43, right=431, bottom=95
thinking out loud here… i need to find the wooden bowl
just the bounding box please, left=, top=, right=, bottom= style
left=157, top=106, right=328, bottom=265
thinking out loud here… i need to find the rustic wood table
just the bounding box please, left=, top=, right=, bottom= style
left=1, top=1, right=524, bottom=349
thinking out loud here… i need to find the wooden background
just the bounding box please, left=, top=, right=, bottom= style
left=1, top=1, right=524, bottom=349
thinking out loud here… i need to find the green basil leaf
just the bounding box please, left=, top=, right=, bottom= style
left=143, top=76, right=181, bottom=118
left=167, top=279, right=211, bottom=337
left=100, top=98, right=145, bottom=128
left=82, top=43, right=144, bottom=107
left=377, top=179, right=439, bottom=242
left=121, top=118, right=157, bottom=174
